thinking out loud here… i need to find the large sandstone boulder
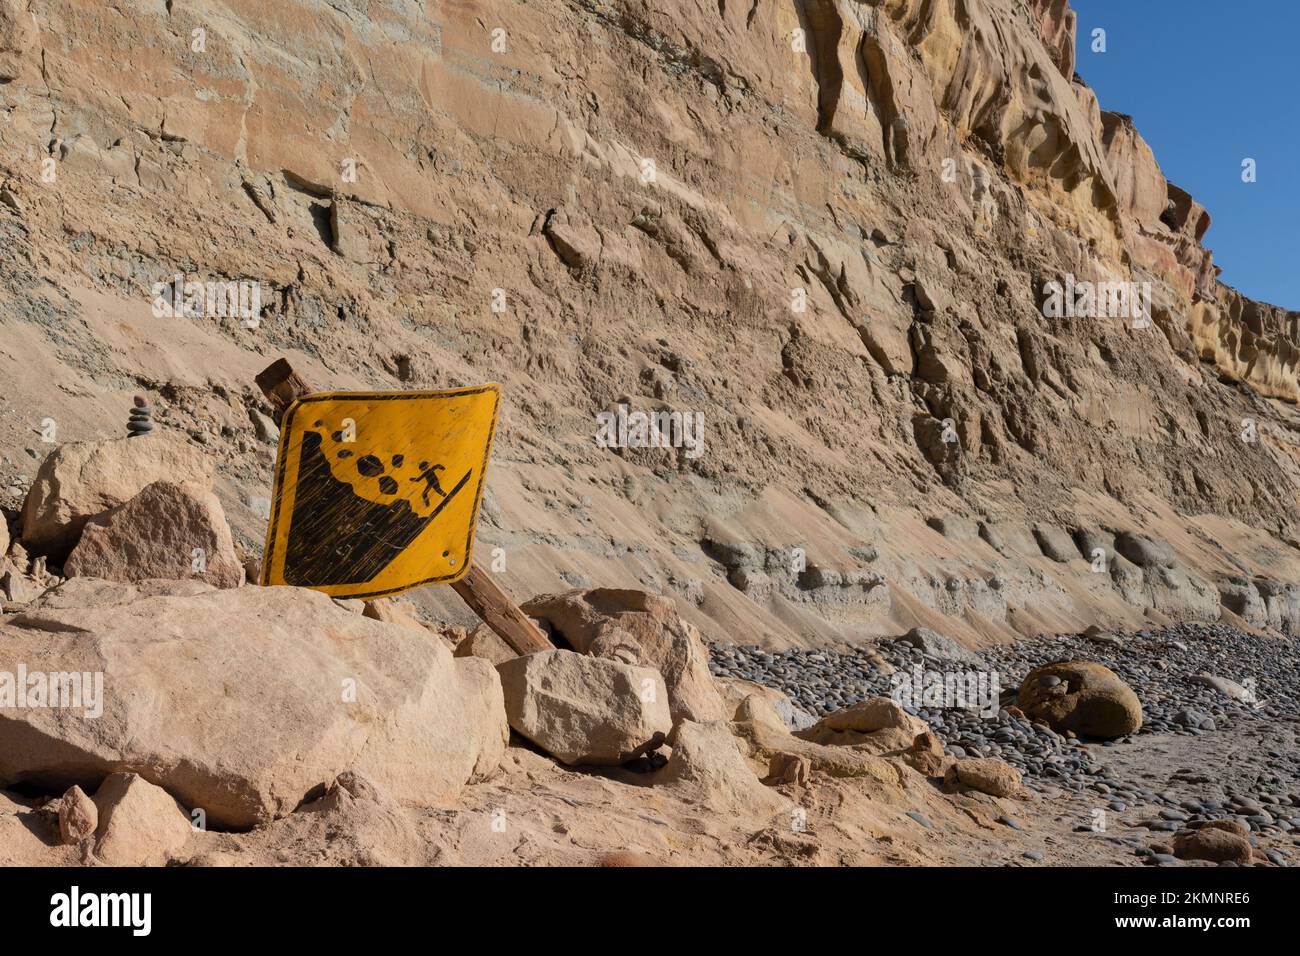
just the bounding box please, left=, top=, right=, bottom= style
left=1017, top=661, right=1142, bottom=738
left=92, top=772, right=193, bottom=866
left=64, top=481, right=243, bottom=588
left=521, top=588, right=727, bottom=724
left=21, top=437, right=213, bottom=557
left=496, top=649, right=671, bottom=766
left=0, top=578, right=508, bottom=828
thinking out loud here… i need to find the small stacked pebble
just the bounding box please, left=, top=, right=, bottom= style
left=127, top=395, right=153, bottom=437
left=709, top=620, right=1300, bottom=862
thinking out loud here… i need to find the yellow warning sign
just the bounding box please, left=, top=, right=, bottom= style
left=261, top=385, right=500, bottom=599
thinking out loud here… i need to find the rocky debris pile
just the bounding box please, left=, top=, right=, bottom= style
left=709, top=620, right=1300, bottom=855
left=710, top=636, right=1112, bottom=795
left=19, top=767, right=432, bottom=868
left=521, top=588, right=729, bottom=724
left=0, top=578, right=508, bottom=829
left=0, top=435, right=248, bottom=604
left=3, top=570, right=1024, bottom=866
left=0, top=433, right=1285, bottom=867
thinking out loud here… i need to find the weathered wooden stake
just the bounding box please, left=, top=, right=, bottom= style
left=254, top=358, right=314, bottom=424
left=254, top=357, right=552, bottom=656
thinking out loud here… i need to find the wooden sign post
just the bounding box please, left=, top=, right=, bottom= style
left=254, top=358, right=552, bottom=656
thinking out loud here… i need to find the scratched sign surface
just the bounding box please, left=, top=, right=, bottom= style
left=261, top=386, right=500, bottom=598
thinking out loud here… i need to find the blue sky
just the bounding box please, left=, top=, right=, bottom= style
left=1073, top=1, right=1299, bottom=310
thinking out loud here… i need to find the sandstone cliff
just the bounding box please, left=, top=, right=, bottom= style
left=2, top=0, right=1300, bottom=648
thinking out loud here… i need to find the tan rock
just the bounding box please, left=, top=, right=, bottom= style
left=21, top=437, right=212, bottom=557
left=1172, top=827, right=1253, bottom=864
left=0, top=578, right=508, bottom=828
left=1188, top=674, right=1251, bottom=701
left=0, top=568, right=34, bottom=604
left=798, top=697, right=929, bottom=753
left=734, top=693, right=785, bottom=728
left=64, top=481, right=243, bottom=588
left=1, top=788, right=65, bottom=865
left=187, top=771, right=426, bottom=867
left=716, top=676, right=816, bottom=731
left=731, top=702, right=906, bottom=785
left=542, top=208, right=600, bottom=268
left=454, top=624, right=517, bottom=666
left=496, top=649, right=670, bottom=766
left=813, top=697, right=923, bottom=734
left=92, top=772, right=192, bottom=866
left=946, top=757, right=1023, bottom=797
left=362, top=597, right=426, bottom=632
left=1193, top=818, right=1250, bottom=838
left=1017, top=661, right=1143, bottom=738
left=902, top=730, right=951, bottom=777
left=766, top=751, right=811, bottom=786
left=522, top=588, right=727, bottom=724
left=657, top=720, right=789, bottom=816
left=57, top=784, right=97, bottom=845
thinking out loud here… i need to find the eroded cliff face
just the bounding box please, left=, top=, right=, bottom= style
left=2, top=0, right=1299, bottom=646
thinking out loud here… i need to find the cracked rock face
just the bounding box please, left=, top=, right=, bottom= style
left=2, top=1, right=1300, bottom=699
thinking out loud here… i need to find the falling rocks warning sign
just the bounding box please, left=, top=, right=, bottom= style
left=261, top=385, right=500, bottom=599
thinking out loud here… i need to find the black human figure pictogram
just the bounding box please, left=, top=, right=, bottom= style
left=282, top=432, right=474, bottom=587
left=412, top=461, right=448, bottom=506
